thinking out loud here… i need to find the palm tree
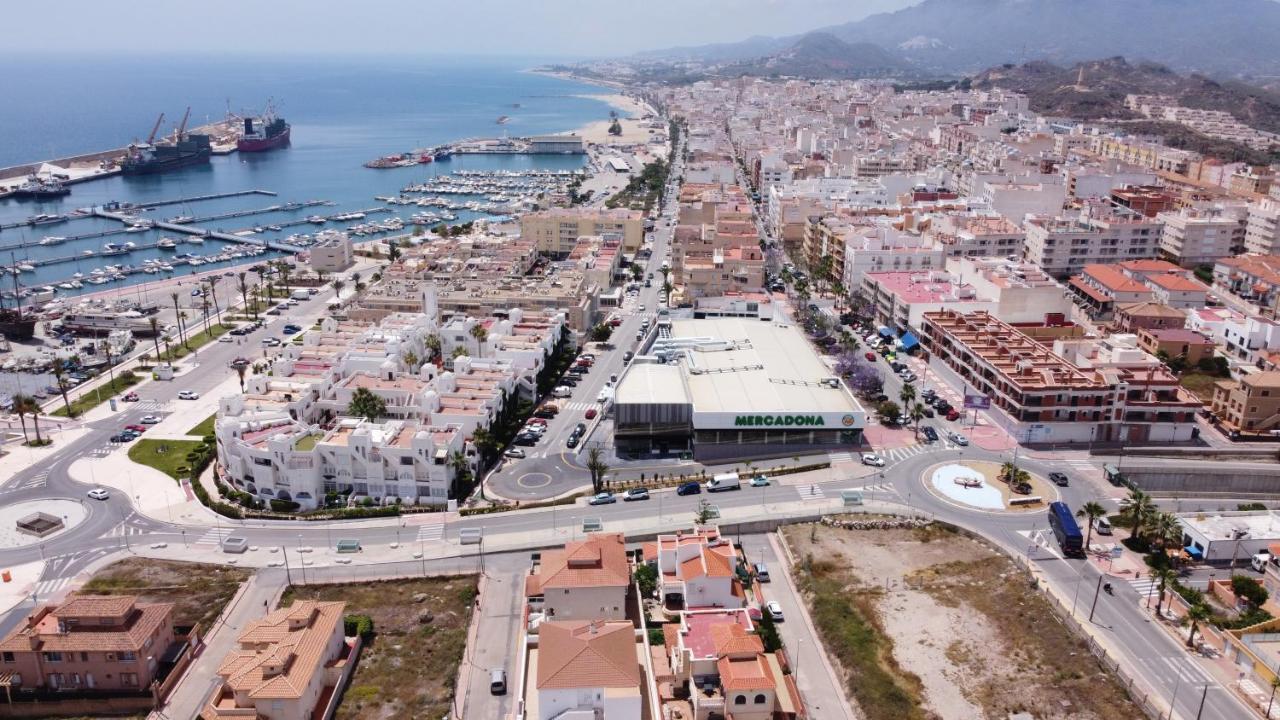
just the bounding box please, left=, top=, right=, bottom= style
left=207, top=279, right=222, bottom=327
left=1185, top=603, right=1211, bottom=649
left=469, top=324, right=488, bottom=358
left=1152, top=566, right=1178, bottom=614
left=347, top=387, right=386, bottom=421
left=14, top=395, right=42, bottom=445
left=170, top=292, right=185, bottom=348
left=1149, top=511, right=1182, bottom=550
left=471, top=426, right=498, bottom=464
left=200, top=294, right=212, bottom=337
left=425, top=334, right=442, bottom=365
left=148, top=317, right=163, bottom=365
left=351, top=271, right=361, bottom=289
left=238, top=271, right=254, bottom=320
left=1076, top=501, right=1108, bottom=551
left=909, top=402, right=926, bottom=440
left=50, top=363, right=74, bottom=417
left=403, top=350, right=419, bottom=374
left=332, top=279, right=345, bottom=303
left=276, top=260, right=292, bottom=292
left=234, top=363, right=248, bottom=393
left=447, top=449, right=474, bottom=498
left=12, top=394, right=30, bottom=443
left=586, top=446, right=609, bottom=493
left=899, top=382, right=916, bottom=410
left=1121, top=488, right=1157, bottom=541
left=179, top=311, right=190, bottom=348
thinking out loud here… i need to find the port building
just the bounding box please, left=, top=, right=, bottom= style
left=612, top=318, right=866, bottom=461
left=528, top=135, right=585, bottom=154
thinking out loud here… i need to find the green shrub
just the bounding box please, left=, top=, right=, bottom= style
left=270, top=499, right=301, bottom=513
left=344, top=614, right=375, bottom=640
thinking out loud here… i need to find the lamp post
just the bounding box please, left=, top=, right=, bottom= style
left=281, top=546, right=292, bottom=585
left=1088, top=575, right=1104, bottom=622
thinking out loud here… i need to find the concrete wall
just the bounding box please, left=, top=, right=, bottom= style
left=1124, top=464, right=1280, bottom=496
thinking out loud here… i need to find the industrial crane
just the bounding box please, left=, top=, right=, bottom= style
left=174, top=106, right=192, bottom=142
left=145, top=112, right=165, bottom=145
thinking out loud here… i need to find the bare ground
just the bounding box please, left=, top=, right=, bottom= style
left=78, top=557, right=250, bottom=629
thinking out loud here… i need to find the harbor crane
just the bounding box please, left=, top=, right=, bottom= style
left=145, top=112, right=165, bottom=145
left=174, top=106, right=192, bottom=142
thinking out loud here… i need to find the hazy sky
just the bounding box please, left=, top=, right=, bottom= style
left=6, top=0, right=919, bottom=56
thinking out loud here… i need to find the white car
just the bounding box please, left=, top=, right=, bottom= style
left=86, top=488, right=110, bottom=501
left=140, top=415, right=161, bottom=424
left=503, top=448, right=526, bottom=459
left=551, top=386, right=573, bottom=399
left=177, top=390, right=199, bottom=400
left=948, top=432, right=969, bottom=446
left=766, top=600, right=784, bottom=621
left=861, top=453, right=886, bottom=467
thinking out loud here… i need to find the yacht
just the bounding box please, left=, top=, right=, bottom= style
left=17, top=263, right=35, bottom=272
left=39, top=236, right=66, bottom=245
left=157, top=237, right=177, bottom=249
left=124, top=225, right=148, bottom=234
left=186, top=236, right=205, bottom=245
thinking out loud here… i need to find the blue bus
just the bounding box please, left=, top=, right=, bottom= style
left=1048, top=501, right=1084, bottom=557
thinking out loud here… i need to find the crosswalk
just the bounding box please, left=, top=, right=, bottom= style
left=1015, top=528, right=1063, bottom=559
left=1130, top=578, right=1162, bottom=599
left=827, top=451, right=857, bottom=463
left=195, top=528, right=233, bottom=546
left=416, top=522, right=444, bottom=542
left=880, top=440, right=958, bottom=463
left=1141, top=654, right=1214, bottom=685
left=559, top=401, right=598, bottom=413
left=4, top=470, right=49, bottom=492
left=797, top=484, right=825, bottom=501
left=130, top=400, right=167, bottom=412
left=34, top=576, right=72, bottom=599
left=105, top=523, right=148, bottom=539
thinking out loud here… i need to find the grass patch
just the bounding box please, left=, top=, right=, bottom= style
left=162, top=322, right=232, bottom=362
left=79, top=557, right=250, bottom=629
left=792, top=557, right=926, bottom=720
left=187, top=412, right=217, bottom=437
left=1179, top=372, right=1222, bottom=403
left=51, top=371, right=143, bottom=417
left=127, top=438, right=205, bottom=481
left=294, top=434, right=318, bottom=451
left=282, top=575, right=478, bottom=720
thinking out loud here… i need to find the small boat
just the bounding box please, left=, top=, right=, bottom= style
left=267, top=224, right=281, bottom=232
left=954, top=477, right=983, bottom=489
left=124, top=225, right=147, bottom=234
left=170, top=215, right=194, bottom=224
left=81, top=249, right=95, bottom=256
left=157, top=238, right=177, bottom=249
left=17, top=264, right=34, bottom=272
left=187, top=236, right=205, bottom=245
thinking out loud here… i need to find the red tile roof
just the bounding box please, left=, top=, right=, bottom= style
left=536, top=621, right=640, bottom=690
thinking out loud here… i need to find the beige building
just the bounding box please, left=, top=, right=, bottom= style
left=201, top=600, right=351, bottom=720
left=1157, top=207, right=1246, bottom=266
left=309, top=230, right=354, bottom=273
left=521, top=208, right=644, bottom=257
left=1211, top=371, right=1280, bottom=434
left=529, top=620, right=642, bottom=720
left=526, top=533, right=631, bottom=622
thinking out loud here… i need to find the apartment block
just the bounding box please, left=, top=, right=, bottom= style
left=1157, top=207, right=1247, bottom=266
left=1245, top=200, right=1280, bottom=256
left=920, top=310, right=1199, bottom=443
left=839, top=224, right=944, bottom=288
left=201, top=601, right=352, bottom=720
left=1211, top=372, right=1280, bottom=434
left=1024, top=206, right=1163, bottom=278
left=1213, top=253, right=1280, bottom=309
left=0, top=596, right=176, bottom=693
left=1090, top=135, right=1198, bottom=175
left=308, top=230, right=354, bottom=273
left=521, top=208, right=644, bottom=256
left=926, top=213, right=1025, bottom=259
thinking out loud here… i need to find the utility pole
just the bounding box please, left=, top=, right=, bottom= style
left=281, top=546, right=292, bottom=585
left=1088, top=575, right=1104, bottom=622
left=1196, top=683, right=1209, bottom=720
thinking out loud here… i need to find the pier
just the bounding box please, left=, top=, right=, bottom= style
left=135, top=189, right=276, bottom=209
left=185, top=199, right=328, bottom=225
left=92, top=209, right=304, bottom=253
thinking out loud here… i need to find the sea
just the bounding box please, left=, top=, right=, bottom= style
left=0, top=54, right=615, bottom=300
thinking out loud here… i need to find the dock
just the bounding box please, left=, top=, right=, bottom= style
left=136, top=189, right=276, bottom=210
left=184, top=199, right=327, bottom=225
left=92, top=209, right=304, bottom=253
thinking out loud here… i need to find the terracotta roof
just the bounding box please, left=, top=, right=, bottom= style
left=1116, top=301, right=1186, bottom=319
left=54, top=596, right=136, bottom=619
left=1081, top=265, right=1152, bottom=294
left=214, top=600, right=346, bottom=701
left=529, top=533, right=630, bottom=593
left=710, top=623, right=764, bottom=657
left=536, top=620, right=640, bottom=690
left=1146, top=273, right=1208, bottom=292
left=0, top=597, right=173, bottom=654
left=1119, top=259, right=1182, bottom=274
left=717, top=654, right=776, bottom=690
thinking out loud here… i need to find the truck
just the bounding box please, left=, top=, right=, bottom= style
left=706, top=473, right=741, bottom=492
left=1047, top=501, right=1084, bottom=557
left=291, top=288, right=310, bottom=300
left=1253, top=551, right=1276, bottom=573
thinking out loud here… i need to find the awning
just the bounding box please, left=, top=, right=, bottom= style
left=899, top=332, right=919, bottom=351
left=1183, top=545, right=1204, bottom=559
left=878, top=326, right=893, bottom=338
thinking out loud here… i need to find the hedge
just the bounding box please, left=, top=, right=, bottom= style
left=344, top=614, right=375, bottom=640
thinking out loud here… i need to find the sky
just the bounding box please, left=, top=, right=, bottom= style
left=4, top=0, right=919, bottom=57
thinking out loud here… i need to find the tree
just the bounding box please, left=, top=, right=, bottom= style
left=909, top=403, right=926, bottom=439
left=200, top=294, right=212, bottom=337
left=403, top=350, right=420, bottom=374
left=469, top=323, right=488, bottom=358
left=695, top=499, right=715, bottom=525
left=276, top=259, right=292, bottom=292
left=238, top=271, right=254, bottom=320
left=425, top=334, right=442, bottom=364
left=1121, top=488, right=1157, bottom=540
left=50, top=363, right=74, bottom=418
left=877, top=400, right=901, bottom=424
left=899, top=382, right=916, bottom=410
left=634, top=564, right=657, bottom=598
left=833, top=352, right=862, bottom=378
left=1000, top=462, right=1030, bottom=485
left=13, top=395, right=42, bottom=445
left=1076, top=501, right=1107, bottom=551
left=848, top=364, right=883, bottom=397
left=1151, top=566, right=1178, bottom=615
left=1148, top=511, right=1182, bottom=549
left=471, top=426, right=499, bottom=463
left=1232, top=575, right=1270, bottom=608
left=170, top=292, right=186, bottom=348
left=448, top=449, right=473, bottom=498
left=12, top=393, right=30, bottom=443
left=235, top=363, right=248, bottom=394
left=1184, top=603, right=1211, bottom=649
left=388, top=237, right=401, bottom=261
left=332, top=279, right=345, bottom=303
left=207, top=279, right=222, bottom=327
left=347, top=387, right=386, bottom=421
left=148, top=316, right=163, bottom=366
left=608, top=118, right=623, bottom=136
left=586, top=446, right=609, bottom=494
left=590, top=323, right=613, bottom=343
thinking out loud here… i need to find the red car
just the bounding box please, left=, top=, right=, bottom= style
left=946, top=409, right=960, bottom=421
left=122, top=392, right=140, bottom=402
left=864, top=352, right=876, bottom=361
left=584, top=408, right=598, bottom=420
left=124, top=424, right=147, bottom=433
left=609, top=317, right=622, bottom=327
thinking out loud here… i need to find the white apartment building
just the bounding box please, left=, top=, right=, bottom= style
left=1246, top=200, right=1280, bottom=256
left=309, top=230, right=354, bottom=273
left=841, top=225, right=945, bottom=288
left=1188, top=307, right=1280, bottom=365
left=1023, top=206, right=1164, bottom=278
left=927, top=213, right=1025, bottom=258
left=1157, top=207, right=1247, bottom=266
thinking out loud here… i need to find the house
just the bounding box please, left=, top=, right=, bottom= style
left=529, top=620, right=642, bottom=720
left=201, top=600, right=353, bottom=720
left=526, top=533, right=632, bottom=622
left=1068, top=264, right=1155, bottom=319
left=656, top=528, right=745, bottom=610
left=1137, top=328, right=1216, bottom=366
left=1113, top=302, right=1187, bottom=333
left=0, top=595, right=176, bottom=693
left=1211, top=371, right=1280, bottom=434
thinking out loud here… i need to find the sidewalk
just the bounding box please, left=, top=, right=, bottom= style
left=68, top=454, right=216, bottom=528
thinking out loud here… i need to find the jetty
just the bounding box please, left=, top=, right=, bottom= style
left=92, top=209, right=304, bottom=253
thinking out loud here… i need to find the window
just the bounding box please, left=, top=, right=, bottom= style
left=735, top=695, right=747, bottom=705
left=1, top=652, right=12, bottom=663
left=400, top=457, right=413, bottom=466
left=80, top=652, right=89, bottom=662
left=42, top=652, right=63, bottom=663
left=120, top=651, right=137, bottom=662
left=120, top=672, right=138, bottom=687
left=755, top=693, right=767, bottom=704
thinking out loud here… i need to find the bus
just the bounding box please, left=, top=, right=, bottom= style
left=1047, top=501, right=1084, bottom=557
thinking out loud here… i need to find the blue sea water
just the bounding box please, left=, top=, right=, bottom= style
left=0, top=54, right=614, bottom=295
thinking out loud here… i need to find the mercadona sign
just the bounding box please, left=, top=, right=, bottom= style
left=733, top=414, right=827, bottom=427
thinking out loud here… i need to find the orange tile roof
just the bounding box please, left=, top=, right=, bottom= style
left=527, top=533, right=630, bottom=595
left=710, top=624, right=764, bottom=657
left=1146, top=273, right=1208, bottom=292
left=536, top=621, right=640, bottom=690
left=1082, top=265, right=1151, bottom=294
left=214, top=600, right=346, bottom=701
left=54, top=595, right=136, bottom=619
left=717, top=654, right=776, bottom=690
left=0, top=597, right=172, bottom=654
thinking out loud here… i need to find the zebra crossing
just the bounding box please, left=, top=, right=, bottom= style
left=34, top=576, right=72, bottom=599
left=195, top=528, right=233, bottom=546
left=559, top=401, right=598, bottom=413
left=416, top=522, right=444, bottom=543
left=106, top=523, right=148, bottom=539
left=5, top=470, right=49, bottom=492
left=1141, top=654, right=1214, bottom=685
left=827, top=451, right=857, bottom=463
left=880, top=440, right=957, bottom=463
left=130, top=400, right=167, bottom=412
left=797, top=484, right=826, bottom=501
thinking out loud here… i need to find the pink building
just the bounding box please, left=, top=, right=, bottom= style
left=0, top=595, right=176, bottom=692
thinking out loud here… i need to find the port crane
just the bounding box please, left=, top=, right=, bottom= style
left=144, top=112, right=165, bottom=145
left=173, top=106, right=192, bottom=142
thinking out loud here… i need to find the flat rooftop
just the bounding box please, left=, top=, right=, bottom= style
left=1180, top=511, right=1280, bottom=542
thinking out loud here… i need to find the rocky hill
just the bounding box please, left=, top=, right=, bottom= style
left=720, top=33, right=912, bottom=80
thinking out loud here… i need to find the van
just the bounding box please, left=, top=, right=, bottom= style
left=1093, top=516, right=1112, bottom=535
left=291, top=289, right=310, bottom=300
left=706, top=473, right=741, bottom=492
left=753, top=562, right=770, bottom=582
left=1253, top=552, right=1274, bottom=573
left=489, top=669, right=507, bottom=695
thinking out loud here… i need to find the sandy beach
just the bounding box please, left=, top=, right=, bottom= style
left=565, top=93, right=662, bottom=145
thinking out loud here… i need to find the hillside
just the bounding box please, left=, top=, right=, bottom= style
left=720, top=32, right=912, bottom=80
left=637, top=0, right=1280, bottom=78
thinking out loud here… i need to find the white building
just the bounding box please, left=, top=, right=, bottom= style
left=309, top=230, right=354, bottom=273
left=1023, top=205, right=1164, bottom=278
left=530, top=621, right=642, bottom=720
left=655, top=527, right=744, bottom=610
left=1246, top=200, right=1280, bottom=256
left=1157, top=207, right=1247, bottom=266
left=840, top=224, right=945, bottom=288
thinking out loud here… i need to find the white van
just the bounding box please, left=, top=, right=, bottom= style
left=291, top=288, right=310, bottom=300
left=706, top=473, right=741, bottom=492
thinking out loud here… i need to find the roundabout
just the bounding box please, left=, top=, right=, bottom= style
left=516, top=472, right=554, bottom=489
left=0, top=498, right=88, bottom=548
left=923, top=460, right=1059, bottom=514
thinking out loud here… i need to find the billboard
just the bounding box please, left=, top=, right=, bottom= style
left=963, top=394, right=991, bottom=410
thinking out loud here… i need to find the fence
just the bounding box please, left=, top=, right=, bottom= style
left=317, top=635, right=363, bottom=720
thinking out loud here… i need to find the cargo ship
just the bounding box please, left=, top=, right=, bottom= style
left=122, top=108, right=212, bottom=176
left=237, top=105, right=291, bottom=152
left=11, top=175, right=70, bottom=200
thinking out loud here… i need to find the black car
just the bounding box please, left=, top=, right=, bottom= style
left=921, top=388, right=937, bottom=400
left=921, top=426, right=939, bottom=443
left=1049, top=472, right=1070, bottom=487
left=566, top=434, right=580, bottom=448
left=923, top=407, right=935, bottom=418
left=574, top=422, right=587, bottom=435
left=513, top=433, right=539, bottom=446
left=676, top=481, right=701, bottom=496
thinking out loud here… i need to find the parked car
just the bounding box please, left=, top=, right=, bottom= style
left=623, top=488, right=650, bottom=502
left=513, top=433, right=539, bottom=446
left=566, top=434, right=580, bottom=449
left=864, top=352, right=877, bottom=361
left=753, top=563, right=771, bottom=582
left=1093, top=517, right=1113, bottom=535
left=177, top=390, right=199, bottom=400
left=948, top=432, right=969, bottom=446
left=551, top=386, right=573, bottom=398
left=86, top=488, right=110, bottom=501
left=623, top=351, right=634, bottom=362
left=584, top=408, right=597, bottom=420
left=218, top=334, right=234, bottom=343
left=946, top=409, right=960, bottom=421
left=750, top=475, right=770, bottom=487
left=281, top=324, right=302, bottom=334
left=1048, top=472, right=1070, bottom=487
left=921, top=426, right=939, bottom=443
left=676, top=481, right=701, bottom=496
left=589, top=492, right=617, bottom=505
left=766, top=600, right=784, bottom=621
left=124, top=424, right=147, bottom=433
left=861, top=453, right=886, bottom=467
left=503, top=448, right=526, bottom=459
left=140, top=415, right=161, bottom=424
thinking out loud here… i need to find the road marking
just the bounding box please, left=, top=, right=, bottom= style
left=1151, top=655, right=1213, bottom=685
left=9, top=470, right=49, bottom=491
left=416, top=523, right=444, bottom=542
left=106, top=524, right=147, bottom=538
left=34, top=577, right=71, bottom=598
left=827, top=451, right=856, bottom=463
left=1015, top=529, right=1064, bottom=559
left=797, top=484, right=825, bottom=501
left=195, top=528, right=233, bottom=546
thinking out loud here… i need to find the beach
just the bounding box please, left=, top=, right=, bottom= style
left=567, top=92, right=661, bottom=145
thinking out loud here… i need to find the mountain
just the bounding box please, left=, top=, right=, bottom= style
left=721, top=33, right=911, bottom=79
left=638, top=0, right=1280, bottom=77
